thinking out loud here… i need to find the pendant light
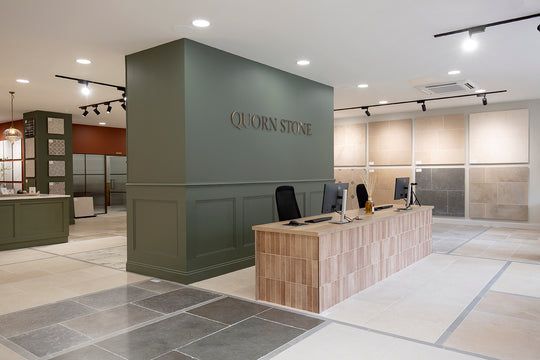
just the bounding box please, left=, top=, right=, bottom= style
left=4, top=91, right=22, bottom=143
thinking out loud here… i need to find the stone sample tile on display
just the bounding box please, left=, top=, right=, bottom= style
left=469, top=109, right=529, bottom=164
left=414, top=114, right=465, bottom=165
left=24, top=137, right=35, bottom=158
left=48, top=160, right=65, bottom=177
left=469, top=167, right=529, bottom=221
left=415, top=168, right=465, bottom=217
left=47, top=117, right=65, bottom=135
left=49, top=181, right=66, bottom=195
left=371, top=168, right=413, bottom=205
left=48, top=139, right=65, bottom=156
left=334, top=167, right=367, bottom=210
left=368, top=119, right=412, bottom=166
left=334, top=122, right=366, bottom=166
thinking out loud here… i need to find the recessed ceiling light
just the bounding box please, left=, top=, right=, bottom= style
left=76, top=58, right=92, bottom=65
left=99, top=122, right=106, bottom=126
left=357, top=84, right=369, bottom=88
left=475, top=89, right=486, bottom=93
left=16, top=79, right=29, bottom=84
left=296, top=59, right=310, bottom=66
left=192, top=19, right=210, bottom=28
left=378, top=100, right=388, bottom=104
left=448, top=70, right=461, bottom=75
left=462, top=37, right=478, bottom=52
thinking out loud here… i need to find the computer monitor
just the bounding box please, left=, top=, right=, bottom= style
left=322, top=183, right=349, bottom=214
left=394, top=177, right=410, bottom=201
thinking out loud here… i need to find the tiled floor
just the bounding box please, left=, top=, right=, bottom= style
left=1, top=212, right=539, bottom=359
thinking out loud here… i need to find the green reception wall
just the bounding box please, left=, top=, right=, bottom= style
left=126, top=39, right=334, bottom=283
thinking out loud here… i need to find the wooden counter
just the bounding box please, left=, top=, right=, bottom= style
left=253, top=206, right=433, bottom=313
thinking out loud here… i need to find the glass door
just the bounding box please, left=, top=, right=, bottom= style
left=106, top=155, right=127, bottom=211
left=72, top=154, right=106, bottom=214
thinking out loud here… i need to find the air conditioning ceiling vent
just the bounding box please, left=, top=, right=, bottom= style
left=416, top=80, right=477, bottom=95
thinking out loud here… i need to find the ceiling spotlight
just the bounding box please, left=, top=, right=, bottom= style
left=82, top=107, right=89, bottom=117
left=418, top=101, right=427, bottom=112
left=296, top=59, right=310, bottom=66
left=462, top=35, right=479, bottom=52
left=99, top=122, right=106, bottom=126
left=106, top=103, right=112, bottom=113
left=378, top=100, right=388, bottom=104
left=76, top=58, right=92, bottom=65
left=93, top=106, right=100, bottom=115
left=448, top=70, right=461, bottom=75
left=537, top=24, right=540, bottom=32
left=482, top=95, right=488, bottom=106
left=122, top=92, right=127, bottom=101
left=121, top=101, right=126, bottom=110
left=16, top=79, right=30, bottom=84
left=363, top=107, right=371, bottom=117
left=81, top=82, right=90, bottom=96
left=357, top=84, right=369, bottom=88
left=192, top=19, right=210, bottom=28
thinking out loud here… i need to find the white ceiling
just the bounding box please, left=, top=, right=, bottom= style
left=1, top=0, right=539, bottom=127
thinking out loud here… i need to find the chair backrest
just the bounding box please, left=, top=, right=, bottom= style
left=356, top=183, right=369, bottom=209
left=275, top=186, right=302, bottom=221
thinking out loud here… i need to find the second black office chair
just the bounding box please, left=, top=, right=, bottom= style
left=275, top=185, right=302, bottom=221
left=356, top=184, right=369, bottom=209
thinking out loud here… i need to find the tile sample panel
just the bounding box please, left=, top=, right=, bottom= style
left=334, top=123, right=366, bottom=166
left=48, top=139, right=65, bottom=156
left=334, top=167, right=367, bottom=210
left=414, top=114, right=465, bottom=165
left=368, top=119, right=412, bottom=165
left=25, top=159, right=35, bottom=178
left=416, top=168, right=465, bottom=217
left=24, top=137, right=35, bottom=159
left=469, top=167, right=529, bottom=221
left=48, top=160, right=65, bottom=177
left=47, top=117, right=65, bottom=135
left=469, top=109, right=529, bottom=164
left=371, top=168, right=413, bottom=205
left=49, top=181, right=66, bottom=195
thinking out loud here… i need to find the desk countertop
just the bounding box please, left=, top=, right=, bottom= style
left=0, top=194, right=70, bottom=201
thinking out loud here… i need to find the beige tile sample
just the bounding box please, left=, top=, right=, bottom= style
left=414, top=114, right=465, bottom=165
left=371, top=168, right=412, bottom=205
left=469, top=109, right=529, bottom=164
left=334, top=123, right=366, bottom=166
left=368, top=119, right=412, bottom=165
left=469, top=167, right=529, bottom=221
left=334, top=167, right=367, bottom=210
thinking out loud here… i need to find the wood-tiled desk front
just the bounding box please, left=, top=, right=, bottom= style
left=253, top=206, right=433, bottom=313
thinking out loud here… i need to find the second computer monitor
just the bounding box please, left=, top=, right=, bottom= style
left=394, top=177, right=410, bottom=201
left=322, top=183, right=349, bottom=214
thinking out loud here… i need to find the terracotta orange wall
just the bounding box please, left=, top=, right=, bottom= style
left=72, top=124, right=126, bottom=155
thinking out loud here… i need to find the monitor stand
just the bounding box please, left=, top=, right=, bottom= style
left=330, top=189, right=351, bottom=224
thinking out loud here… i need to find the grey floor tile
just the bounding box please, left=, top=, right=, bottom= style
left=181, top=317, right=304, bottom=360
left=9, top=324, right=90, bottom=358
left=188, top=297, right=268, bottom=324
left=76, top=285, right=157, bottom=310
left=51, top=345, right=123, bottom=359
left=155, top=351, right=195, bottom=360
left=97, top=313, right=224, bottom=360
left=62, top=303, right=161, bottom=338
left=134, top=288, right=219, bottom=313
left=257, top=308, right=324, bottom=330
left=0, top=300, right=95, bottom=338
left=132, top=279, right=184, bottom=294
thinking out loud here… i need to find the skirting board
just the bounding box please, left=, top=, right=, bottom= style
left=433, top=216, right=540, bottom=230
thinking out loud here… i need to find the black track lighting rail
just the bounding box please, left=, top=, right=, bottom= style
left=434, top=13, right=540, bottom=38
left=55, top=75, right=126, bottom=91
left=333, top=90, right=507, bottom=113
left=79, top=98, right=125, bottom=116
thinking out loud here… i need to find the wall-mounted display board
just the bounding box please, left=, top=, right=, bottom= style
left=415, top=168, right=465, bottom=217
left=334, top=123, right=366, bottom=166
left=469, top=109, right=529, bottom=164
left=371, top=167, right=413, bottom=205
left=414, top=115, right=465, bottom=165
left=368, top=119, right=412, bottom=166
left=470, top=167, right=529, bottom=221
left=334, top=167, right=367, bottom=210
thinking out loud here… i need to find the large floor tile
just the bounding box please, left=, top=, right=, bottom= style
left=134, top=287, right=220, bottom=313
left=181, top=317, right=304, bottom=360
left=131, top=279, right=184, bottom=294
left=258, top=308, right=324, bottom=330
left=0, top=248, right=55, bottom=266
left=68, top=246, right=127, bottom=270
left=491, top=262, right=540, bottom=297
left=154, top=351, right=194, bottom=360
left=62, top=303, right=161, bottom=338
left=9, top=324, right=90, bottom=358
left=0, top=300, right=95, bottom=338
left=75, top=285, right=157, bottom=310
left=0, top=343, right=26, bottom=360
left=271, top=323, right=481, bottom=360
left=191, top=266, right=256, bottom=300
left=188, top=297, right=268, bottom=324
left=475, top=291, right=540, bottom=321
left=34, top=236, right=126, bottom=255
left=51, top=345, right=124, bottom=359
left=97, top=313, right=225, bottom=360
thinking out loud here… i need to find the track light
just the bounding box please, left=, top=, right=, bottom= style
left=363, top=107, right=371, bottom=117
left=93, top=106, right=100, bottom=115
left=106, top=103, right=112, bottom=113
left=537, top=23, right=540, bottom=32
left=81, top=82, right=90, bottom=96
left=418, top=101, right=427, bottom=112
left=482, top=95, right=488, bottom=106
left=121, top=101, right=126, bottom=110
left=82, top=107, right=89, bottom=117
left=122, top=92, right=127, bottom=101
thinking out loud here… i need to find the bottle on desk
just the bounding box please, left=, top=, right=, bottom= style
left=365, top=197, right=374, bottom=214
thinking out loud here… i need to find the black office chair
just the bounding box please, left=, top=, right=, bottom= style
left=356, top=184, right=369, bottom=209
left=275, top=186, right=302, bottom=221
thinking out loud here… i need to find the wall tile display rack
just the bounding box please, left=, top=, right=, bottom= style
left=414, top=114, right=465, bottom=165
left=368, top=119, right=412, bottom=166
left=334, top=123, right=366, bottom=166
left=415, top=168, right=465, bottom=217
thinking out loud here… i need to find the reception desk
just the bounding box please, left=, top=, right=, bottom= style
left=0, top=195, right=70, bottom=251
left=253, top=206, right=432, bottom=313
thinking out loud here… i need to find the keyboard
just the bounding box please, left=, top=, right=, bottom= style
left=374, top=204, right=393, bottom=211
left=305, top=216, right=333, bottom=223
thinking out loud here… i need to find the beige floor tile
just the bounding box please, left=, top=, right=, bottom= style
left=0, top=248, right=55, bottom=266
left=272, top=323, right=481, bottom=360
left=0, top=343, right=25, bottom=360
left=491, top=262, right=540, bottom=297
left=192, top=266, right=256, bottom=300
left=34, top=236, right=126, bottom=255
left=476, top=291, right=540, bottom=322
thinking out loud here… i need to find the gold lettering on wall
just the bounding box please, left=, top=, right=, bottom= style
left=230, top=111, right=312, bottom=136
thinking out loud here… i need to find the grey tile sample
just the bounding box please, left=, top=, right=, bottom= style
left=62, top=304, right=161, bottom=338
left=415, top=168, right=465, bottom=217
left=49, top=181, right=66, bottom=195
left=48, top=117, right=65, bottom=134
left=134, top=288, right=219, bottom=313
left=132, top=279, right=184, bottom=294
left=257, top=308, right=324, bottom=330
left=0, top=300, right=94, bottom=338
left=188, top=297, right=269, bottom=325
left=25, top=137, right=35, bottom=159
left=48, top=160, right=66, bottom=177
left=155, top=351, right=194, bottom=360
left=9, top=324, right=90, bottom=358
left=97, top=313, right=225, bottom=360
left=51, top=345, right=124, bottom=360
left=75, top=285, right=157, bottom=310
left=25, top=159, right=35, bottom=178
left=48, top=139, right=66, bottom=156
left=181, top=317, right=303, bottom=360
